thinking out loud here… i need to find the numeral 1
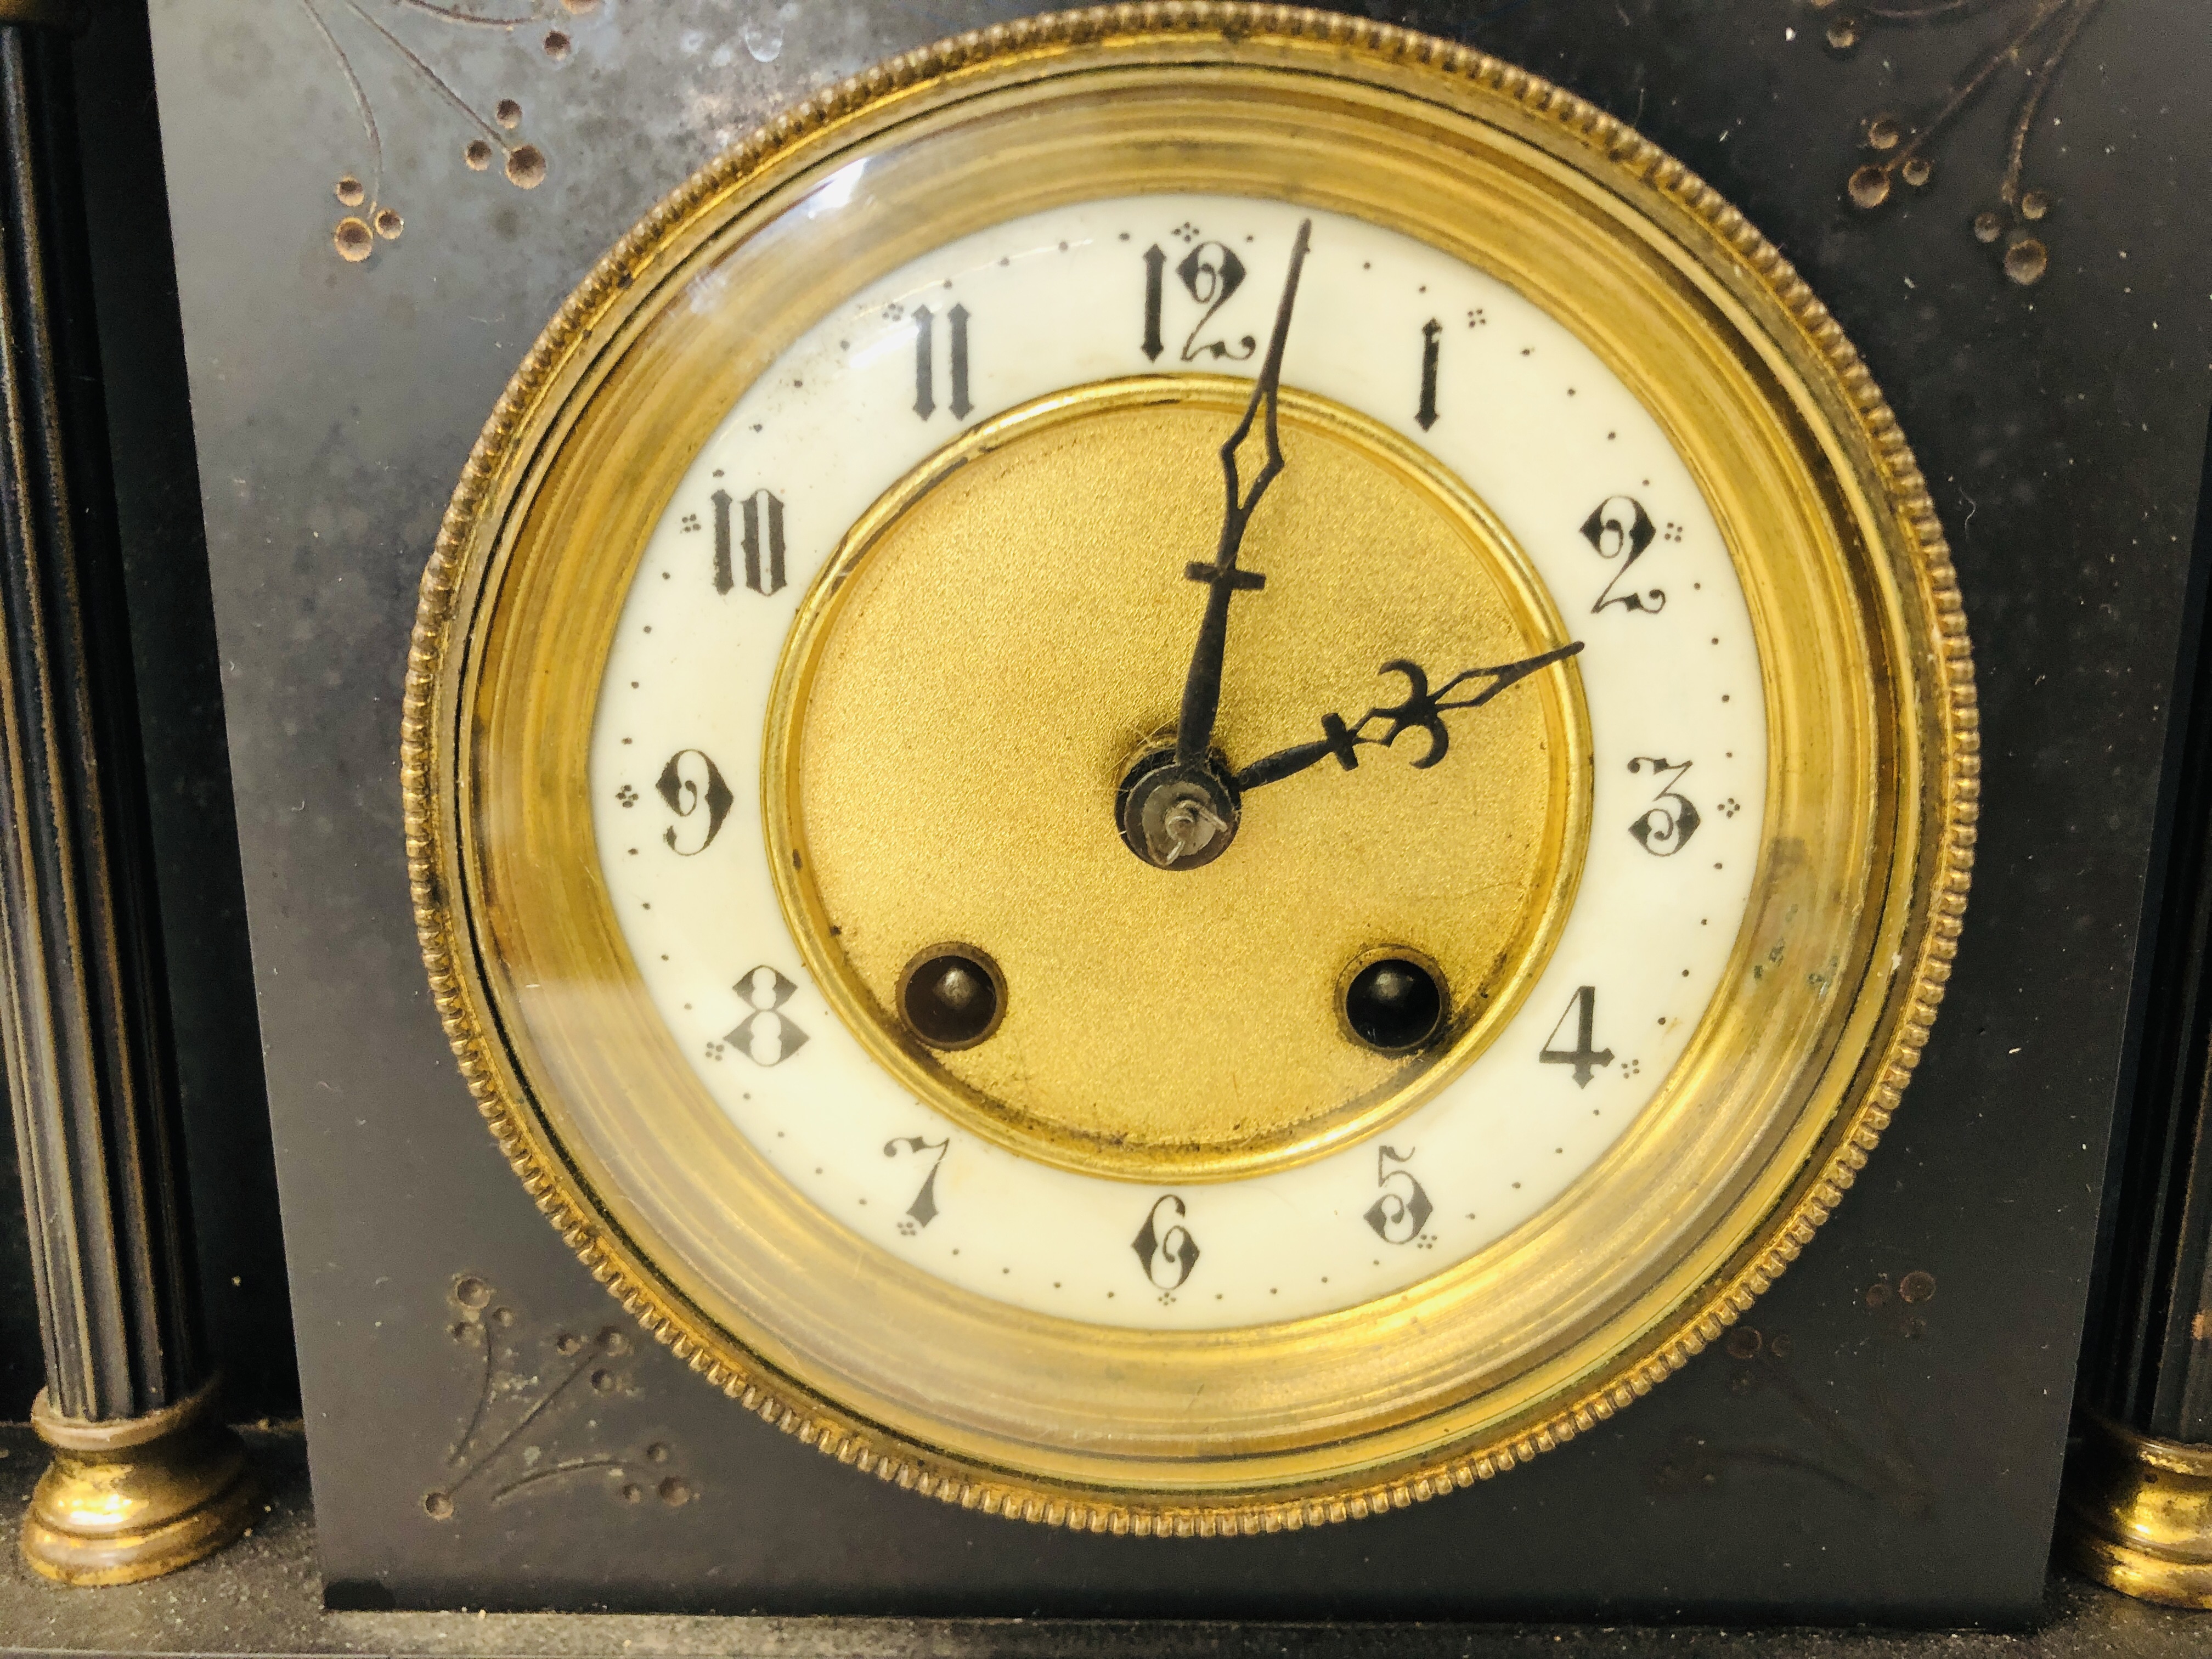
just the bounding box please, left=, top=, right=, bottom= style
left=1539, top=985, right=1614, bottom=1088
left=1416, top=318, right=1441, bottom=431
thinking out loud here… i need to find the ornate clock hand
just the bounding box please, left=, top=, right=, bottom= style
left=1117, top=219, right=1314, bottom=873
left=1231, top=642, right=1584, bottom=793
left=1174, top=216, right=1313, bottom=768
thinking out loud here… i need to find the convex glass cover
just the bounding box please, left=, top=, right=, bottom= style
left=407, top=7, right=1974, bottom=1533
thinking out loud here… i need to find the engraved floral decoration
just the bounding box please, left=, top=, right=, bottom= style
left=1647, top=1267, right=1940, bottom=1515
left=296, top=0, right=600, bottom=262
left=1814, top=0, right=2108, bottom=285
left=423, top=1273, right=695, bottom=1519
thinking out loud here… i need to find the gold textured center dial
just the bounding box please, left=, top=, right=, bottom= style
left=768, top=378, right=1590, bottom=1180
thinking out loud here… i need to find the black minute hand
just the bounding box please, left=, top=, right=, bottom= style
left=1174, top=218, right=1313, bottom=768
left=1232, top=642, right=1585, bottom=793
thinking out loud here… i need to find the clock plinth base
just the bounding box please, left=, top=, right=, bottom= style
left=20, top=1377, right=261, bottom=1587
left=2058, top=1409, right=2212, bottom=1609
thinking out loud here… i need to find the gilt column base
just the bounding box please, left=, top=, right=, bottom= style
left=19, top=1375, right=260, bottom=1587
left=2059, top=1408, right=2212, bottom=1610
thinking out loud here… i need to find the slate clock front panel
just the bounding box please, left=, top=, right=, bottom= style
left=146, top=0, right=2212, bottom=1621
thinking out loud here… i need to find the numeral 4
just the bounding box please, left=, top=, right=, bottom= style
left=1539, top=985, right=1613, bottom=1088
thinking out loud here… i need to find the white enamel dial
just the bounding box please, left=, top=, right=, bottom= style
left=587, top=194, right=1766, bottom=1330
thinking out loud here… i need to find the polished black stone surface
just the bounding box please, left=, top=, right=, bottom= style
left=2, top=1426, right=2211, bottom=1657
left=138, top=0, right=2212, bottom=1623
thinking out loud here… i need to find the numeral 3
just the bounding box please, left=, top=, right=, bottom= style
left=1626, top=757, right=1701, bottom=855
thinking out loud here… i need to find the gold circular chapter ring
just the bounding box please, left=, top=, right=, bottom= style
left=764, top=375, right=1591, bottom=1182
left=407, top=6, right=1973, bottom=1531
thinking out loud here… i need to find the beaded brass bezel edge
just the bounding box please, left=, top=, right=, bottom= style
left=400, top=2, right=1977, bottom=1534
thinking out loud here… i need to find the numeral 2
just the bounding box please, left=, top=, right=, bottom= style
left=1581, top=494, right=1664, bottom=615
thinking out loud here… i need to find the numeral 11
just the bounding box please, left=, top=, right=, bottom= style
left=711, top=488, right=786, bottom=597
left=913, top=304, right=972, bottom=421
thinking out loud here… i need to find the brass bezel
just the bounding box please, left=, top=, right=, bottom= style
left=403, top=5, right=1976, bottom=1533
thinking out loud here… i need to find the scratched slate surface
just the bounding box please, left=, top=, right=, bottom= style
left=144, top=0, right=2212, bottom=1623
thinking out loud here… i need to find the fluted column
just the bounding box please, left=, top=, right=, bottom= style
left=0, top=0, right=254, bottom=1584
left=2060, top=412, right=2212, bottom=1608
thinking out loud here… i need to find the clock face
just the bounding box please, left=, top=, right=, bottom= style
left=409, top=14, right=1972, bottom=1531
left=589, top=194, right=1765, bottom=1328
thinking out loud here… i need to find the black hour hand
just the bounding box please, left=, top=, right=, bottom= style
left=1231, top=642, right=1583, bottom=793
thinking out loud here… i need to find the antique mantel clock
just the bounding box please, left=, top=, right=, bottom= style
left=405, top=7, right=1973, bottom=1534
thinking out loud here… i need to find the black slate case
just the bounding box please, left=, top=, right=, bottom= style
left=139, top=0, right=2212, bottom=1623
